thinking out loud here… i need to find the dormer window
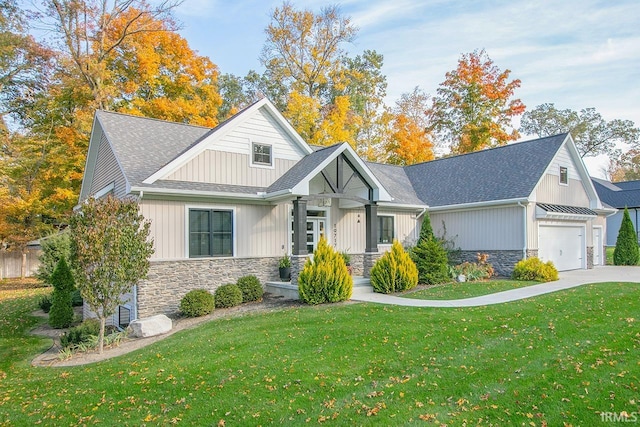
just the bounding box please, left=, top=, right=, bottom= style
left=559, top=166, right=568, bottom=185
left=252, top=143, right=272, bottom=166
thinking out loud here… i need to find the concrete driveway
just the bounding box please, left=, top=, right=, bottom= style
left=350, top=266, right=640, bottom=307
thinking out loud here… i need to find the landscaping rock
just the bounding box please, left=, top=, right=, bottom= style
left=129, top=314, right=172, bottom=338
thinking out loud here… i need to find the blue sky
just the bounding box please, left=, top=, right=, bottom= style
left=171, top=0, right=640, bottom=177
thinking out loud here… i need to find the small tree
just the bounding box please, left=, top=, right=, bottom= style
left=48, top=257, right=75, bottom=328
left=69, top=196, right=154, bottom=353
left=370, top=240, right=418, bottom=293
left=298, top=236, right=353, bottom=304
left=613, top=207, right=640, bottom=265
left=411, top=212, right=450, bottom=285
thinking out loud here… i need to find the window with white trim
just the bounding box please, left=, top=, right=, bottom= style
left=559, top=166, right=568, bottom=185
left=189, top=209, right=233, bottom=257
left=252, top=143, right=272, bottom=166
left=378, top=216, right=394, bottom=244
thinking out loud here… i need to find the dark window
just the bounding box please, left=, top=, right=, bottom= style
left=253, top=143, right=272, bottom=166
left=378, top=216, right=394, bottom=244
left=118, top=306, right=131, bottom=328
left=559, top=166, right=568, bottom=184
left=189, top=209, right=233, bottom=257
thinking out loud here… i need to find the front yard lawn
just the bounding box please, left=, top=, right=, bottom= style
left=403, top=279, right=540, bottom=300
left=1, top=281, right=639, bottom=425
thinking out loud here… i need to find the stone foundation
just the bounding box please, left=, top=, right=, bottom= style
left=289, top=254, right=309, bottom=286
left=363, top=252, right=383, bottom=278
left=450, top=250, right=525, bottom=277
left=138, top=257, right=280, bottom=318
left=350, top=253, right=365, bottom=276
left=587, top=246, right=594, bottom=269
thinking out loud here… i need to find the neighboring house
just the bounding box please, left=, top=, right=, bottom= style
left=79, top=98, right=611, bottom=323
left=592, top=178, right=640, bottom=246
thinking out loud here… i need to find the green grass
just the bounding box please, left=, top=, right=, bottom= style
left=402, top=280, right=540, bottom=300
left=1, top=282, right=640, bottom=425
left=606, top=247, right=614, bottom=265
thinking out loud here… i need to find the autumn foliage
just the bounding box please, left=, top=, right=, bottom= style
left=429, top=49, right=525, bottom=154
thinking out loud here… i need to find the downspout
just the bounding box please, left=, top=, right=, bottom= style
left=518, top=201, right=527, bottom=260
left=134, top=190, right=143, bottom=321
left=415, top=208, right=427, bottom=241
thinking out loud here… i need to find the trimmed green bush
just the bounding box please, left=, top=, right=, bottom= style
left=237, top=275, right=263, bottom=302
left=180, top=289, right=215, bottom=317
left=298, top=236, right=353, bottom=305
left=412, top=238, right=449, bottom=285
left=613, top=207, right=640, bottom=266
left=60, top=318, right=100, bottom=348
left=38, top=294, right=53, bottom=313
left=215, top=284, right=243, bottom=308
left=371, top=240, right=419, bottom=293
left=48, top=257, right=75, bottom=329
left=512, top=257, right=559, bottom=282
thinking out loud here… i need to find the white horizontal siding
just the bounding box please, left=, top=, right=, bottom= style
left=432, top=206, right=523, bottom=250
left=166, top=150, right=296, bottom=187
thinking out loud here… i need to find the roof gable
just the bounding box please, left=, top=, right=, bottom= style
left=405, top=134, right=569, bottom=207
left=592, top=177, right=640, bottom=208
left=143, top=98, right=313, bottom=185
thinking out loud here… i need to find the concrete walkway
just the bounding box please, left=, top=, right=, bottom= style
left=350, top=266, right=640, bottom=307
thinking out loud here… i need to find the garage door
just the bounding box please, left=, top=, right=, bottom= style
left=538, top=225, right=584, bottom=271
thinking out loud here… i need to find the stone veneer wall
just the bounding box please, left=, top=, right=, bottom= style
left=586, top=246, right=594, bottom=269
left=138, top=257, right=280, bottom=318
left=451, top=250, right=525, bottom=277
left=350, top=253, right=364, bottom=276
left=363, top=252, right=383, bottom=278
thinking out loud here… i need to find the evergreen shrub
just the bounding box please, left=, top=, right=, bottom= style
left=237, top=275, right=263, bottom=302
left=60, top=319, right=100, bottom=348
left=512, top=257, right=559, bottom=282
left=48, top=257, right=75, bottom=329
left=370, top=240, right=419, bottom=293
left=214, top=284, right=243, bottom=308
left=180, top=289, right=215, bottom=317
left=298, top=237, right=353, bottom=304
left=613, top=207, right=640, bottom=265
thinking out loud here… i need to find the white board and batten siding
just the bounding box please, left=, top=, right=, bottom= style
left=532, top=144, right=590, bottom=206
left=140, top=199, right=290, bottom=260
left=90, top=133, right=128, bottom=198
left=431, top=206, right=524, bottom=250
left=166, top=107, right=305, bottom=186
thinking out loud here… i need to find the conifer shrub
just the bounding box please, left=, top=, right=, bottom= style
left=214, top=284, right=243, bottom=308
left=36, top=232, right=71, bottom=284
left=48, top=257, right=75, bottom=329
left=39, top=294, right=53, bottom=313
left=370, top=240, right=419, bottom=293
left=237, top=275, right=263, bottom=302
left=60, top=319, right=101, bottom=348
left=412, top=238, right=450, bottom=285
left=298, top=236, right=353, bottom=305
left=613, top=207, right=640, bottom=265
left=512, top=257, right=559, bottom=282
left=180, top=289, right=215, bottom=317
left=71, top=289, right=83, bottom=306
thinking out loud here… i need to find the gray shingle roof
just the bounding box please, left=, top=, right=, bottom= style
left=592, top=177, right=640, bottom=208
left=404, top=134, right=569, bottom=207
left=267, top=144, right=342, bottom=193
left=366, top=162, right=425, bottom=205
left=138, top=180, right=266, bottom=195
left=96, top=110, right=212, bottom=186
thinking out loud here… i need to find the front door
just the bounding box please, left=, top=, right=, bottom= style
left=306, top=218, right=326, bottom=253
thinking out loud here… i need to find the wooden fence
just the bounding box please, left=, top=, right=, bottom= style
left=0, top=248, right=42, bottom=279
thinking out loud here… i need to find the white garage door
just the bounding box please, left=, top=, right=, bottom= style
left=538, top=225, right=585, bottom=271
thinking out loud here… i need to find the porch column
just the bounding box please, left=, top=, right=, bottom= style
left=364, top=203, right=380, bottom=277
left=292, top=197, right=308, bottom=256
left=365, top=203, right=378, bottom=253
left=291, top=198, right=308, bottom=286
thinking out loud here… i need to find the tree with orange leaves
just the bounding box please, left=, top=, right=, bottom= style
left=428, top=49, right=525, bottom=154
left=386, top=87, right=435, bottom=165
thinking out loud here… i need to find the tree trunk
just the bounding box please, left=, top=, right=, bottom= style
left=21, top=250, right=27, bottom=279
left=98, top=316, right=106, bottom=354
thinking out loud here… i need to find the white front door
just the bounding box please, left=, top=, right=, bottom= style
left=593, top=227, right=602, bottom=266
left=539, top=225, right=585, bottom=271
left=306, top=218, right=326, bottom=253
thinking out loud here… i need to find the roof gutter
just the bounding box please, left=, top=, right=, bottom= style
left=130, top=186, right=265, bottom=200
left=517, top=201, right=527, bottom=260
left=428, top=197, right=529, bottom=212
